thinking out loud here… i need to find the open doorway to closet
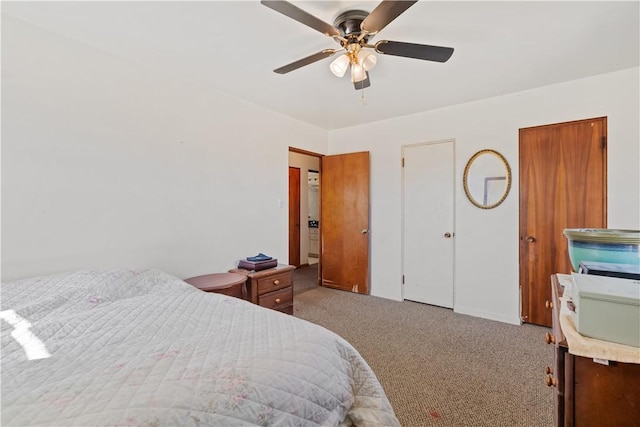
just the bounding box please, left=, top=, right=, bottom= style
left=289, top=147, right=322, bottom=295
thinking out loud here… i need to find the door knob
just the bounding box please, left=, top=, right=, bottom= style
left=444, top=232, right=452, bottom=238
left=361, top=229, right=369, bottom=234
left=526, top=236, right=536, bottom=243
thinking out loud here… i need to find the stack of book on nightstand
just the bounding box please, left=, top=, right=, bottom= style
left=238, top=253, right=277, bottom=271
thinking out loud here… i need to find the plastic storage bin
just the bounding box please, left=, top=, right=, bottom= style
left=571, top=273, right=640, bottom=347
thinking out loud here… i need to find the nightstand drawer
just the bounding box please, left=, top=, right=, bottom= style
left=257, top=272, right=291, bottom=295
left=228, top=264, right=295, bottom=314
left=259, top=287, right=292, bottom=310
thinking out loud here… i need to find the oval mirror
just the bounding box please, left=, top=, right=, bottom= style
left=463, top=149, right=512, bottom=209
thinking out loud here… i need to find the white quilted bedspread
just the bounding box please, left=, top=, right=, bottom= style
left=1, top=269, right=399, bottom=426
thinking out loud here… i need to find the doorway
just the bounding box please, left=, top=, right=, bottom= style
left=519, top=117, right=607, bottom=327
left=289, top=148, right=371, bottom=296
left=289, top=148, right=322, bottom=292
left=402, top=140, right=455, bottom=307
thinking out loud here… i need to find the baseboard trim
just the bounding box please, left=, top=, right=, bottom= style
left=454, top=305, right=521, bottom=325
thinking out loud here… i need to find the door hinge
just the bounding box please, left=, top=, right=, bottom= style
left=402, top=275, right=405, bottom=284
left=601, top=136, right=606, bottom=149
left=401, top=158, right=405, bottom=167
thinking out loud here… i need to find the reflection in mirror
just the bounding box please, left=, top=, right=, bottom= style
left=463, top=149, right=512, bottom=209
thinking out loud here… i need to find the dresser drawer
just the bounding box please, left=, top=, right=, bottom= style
left=259, top=287, right=293, bottom=310
left=257, top=272, right=292, bottom=295
left=228, top=264, right=295, bottom=314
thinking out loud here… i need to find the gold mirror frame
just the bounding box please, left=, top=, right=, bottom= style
left=463, top=149, right=512, bottom=209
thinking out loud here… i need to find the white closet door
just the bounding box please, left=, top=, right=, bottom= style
left=402, top=140, right=455, bottom=308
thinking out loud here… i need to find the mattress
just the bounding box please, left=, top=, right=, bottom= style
left=1, top=269, right=399, bottom=426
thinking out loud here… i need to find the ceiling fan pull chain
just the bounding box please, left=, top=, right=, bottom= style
left=360, top=88, right=367, bottom=105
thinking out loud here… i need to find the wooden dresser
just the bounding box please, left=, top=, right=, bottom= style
left=547, top=275, right=640, bottom=426
left=229, top=264, right=295, bottom=314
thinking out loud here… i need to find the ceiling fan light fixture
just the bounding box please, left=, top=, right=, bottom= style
left=358, top=51, right=377, bottom=71
left=330, top=54, right=350, bottom=77
left=350, top=63, right=367, bottom=83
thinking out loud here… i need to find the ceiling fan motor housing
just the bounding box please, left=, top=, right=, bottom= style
left=333, top=10, right=370, bottom=43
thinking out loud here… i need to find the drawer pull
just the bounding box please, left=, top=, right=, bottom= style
left=545, top=332, right=556, bottom=345
left=545, top=375, right=557, bottom=387
left=545, top=300, right=553, bottom=309
left=273, top=279, right=280, bottom=286
left=275, top=298, right=281, bottom=304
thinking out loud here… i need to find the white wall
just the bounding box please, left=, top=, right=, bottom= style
left=3, top=15, right=638, bottom=327
left=288, top=152, right=320, bottom=265
left=1, top=16, right=328, bottom=281
left=329, top=67, right=640, bottom=324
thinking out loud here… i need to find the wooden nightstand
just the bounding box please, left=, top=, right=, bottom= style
left=184, top=273, right=247, bottom=300
left=229, top=264, right=295, bottom=314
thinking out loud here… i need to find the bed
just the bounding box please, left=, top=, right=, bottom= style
left=1, top=269, right=399, bottom=426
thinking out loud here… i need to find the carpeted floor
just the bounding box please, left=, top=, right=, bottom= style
left=293, top=285, right=554, bottom=427
left=293, top=264, right=319, bottom=295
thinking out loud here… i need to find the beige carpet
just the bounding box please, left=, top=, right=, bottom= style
left=293, top=286, right=554, bottom=426
left=293, top=264, right=319, bottom=295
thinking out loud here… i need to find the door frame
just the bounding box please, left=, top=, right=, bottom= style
left=401, top=139, right=456, bottom=305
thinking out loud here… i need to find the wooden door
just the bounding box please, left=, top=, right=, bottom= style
left=321, top=152, right=370, bottom=294
left=520, top=117, right=607, bottom=326
left=288, top=167, right=300, bottom=267
left=402, top=141, right=455, bottom=308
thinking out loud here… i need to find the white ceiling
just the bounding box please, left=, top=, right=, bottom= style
left=3, top=1, right=639, bottom=131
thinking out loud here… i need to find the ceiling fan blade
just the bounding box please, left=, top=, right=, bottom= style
left=360, top=0, right=418, bottom=35
left=375, top=40, right=454, bottom=62
left=354, top=72, right=371, bottom=90
left=273, top=49, right=338, bottom=74
left=261, top=1, right=340, bottom=37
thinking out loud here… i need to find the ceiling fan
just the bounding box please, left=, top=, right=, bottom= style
left=261, top=0, right=454, bottom=90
